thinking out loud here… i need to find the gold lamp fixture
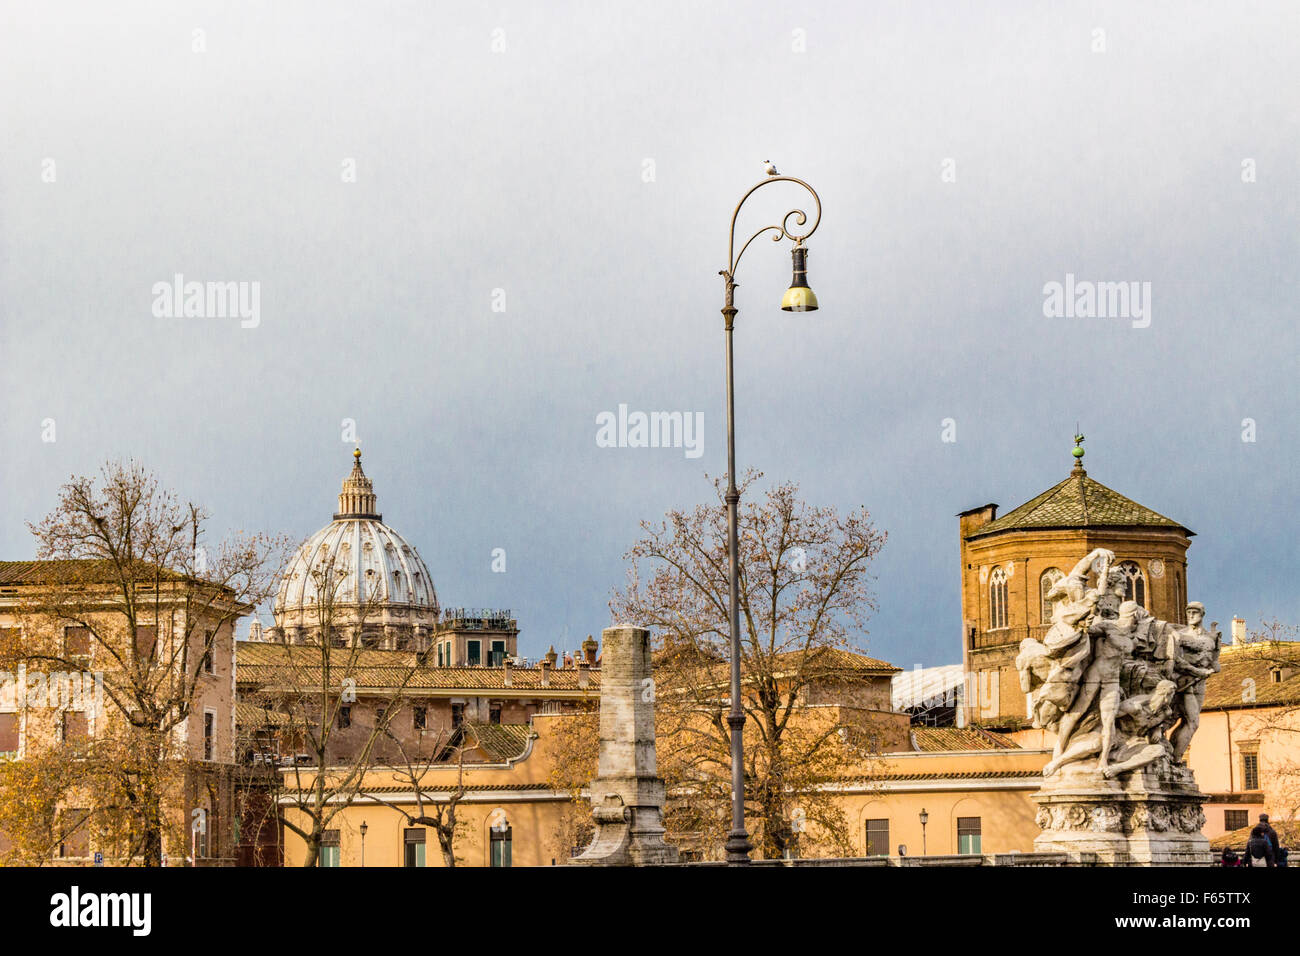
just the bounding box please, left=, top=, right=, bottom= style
left=780, top=243, right=819, bottom=312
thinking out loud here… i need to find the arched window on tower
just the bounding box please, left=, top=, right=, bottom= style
left=989, top=567, right=1009, bottom=630
left=1117, top=560, right=1146, bottom=608
left=1040, top=568, right=1064, bottom=624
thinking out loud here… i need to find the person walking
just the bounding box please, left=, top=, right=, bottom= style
left=1258, top=813, right=1281, bottom=859
left=1245, top=824, right=1276, bottom=868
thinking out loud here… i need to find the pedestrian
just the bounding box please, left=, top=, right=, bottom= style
left=1245, top=824, right=1276, bottom=868
left=1258, top=813, right=1281, bottom=858
left=1278, top=846, right=1289, bottom=868
left=1219, top=847, right=1240, bottom=867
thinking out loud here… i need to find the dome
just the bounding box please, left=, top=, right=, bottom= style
left=272, top=450, right=439, bottom=644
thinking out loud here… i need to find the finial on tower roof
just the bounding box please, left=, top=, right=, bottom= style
left=1071, top=432, right=1086, bottom=475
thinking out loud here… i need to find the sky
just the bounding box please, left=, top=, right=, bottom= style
left=2, top=1, right=1297, bottom=668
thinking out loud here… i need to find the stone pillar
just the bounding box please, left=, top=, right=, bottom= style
left=569, top=625, right=679, bottom=866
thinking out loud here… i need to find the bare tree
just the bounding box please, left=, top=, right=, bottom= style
left=360, top=726, right=483, bottom=867
left=240, top=544, right=427, bottom=866
left=2, top=460, right=285, bottom=866
left=1232, top=617, right=1300, bottom=819
left=610, top=472, right=891, bottom=859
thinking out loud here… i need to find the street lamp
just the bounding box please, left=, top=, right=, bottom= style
left=359, top=820, right=368, bottom=867
left=919, top=808, right=928, bottom=856
left=718, top=173, right=822, bottom=865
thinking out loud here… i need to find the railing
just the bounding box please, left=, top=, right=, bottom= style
left=440, top=608, right=515, bottom=630
left=971, top=624, right=1052, bottom=650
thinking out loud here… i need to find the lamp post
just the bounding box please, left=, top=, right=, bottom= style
left=719, top=173, right=822, bottom=865
left=919, top=808, right=928, bottom=856
left=359, top=820, right=368, bottom=867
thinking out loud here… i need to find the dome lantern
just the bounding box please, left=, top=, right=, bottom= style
left=335, top=447, right=381, bottom=520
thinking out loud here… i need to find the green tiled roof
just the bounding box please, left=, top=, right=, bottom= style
left=967, top=468, right=1190, bottom=539
left=462, top=722, right=533, bottom=762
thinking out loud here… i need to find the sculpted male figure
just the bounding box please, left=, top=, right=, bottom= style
left=1050, top=589, right=1133, bottom=775
left=1041, top=678, right=1177, bottom=777
left=1018, top=548, right=1114, bottom=731
left=1167, top=602, right=1221, bottom=761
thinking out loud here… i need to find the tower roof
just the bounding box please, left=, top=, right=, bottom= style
left=965, top=445, right=1192, bottom=540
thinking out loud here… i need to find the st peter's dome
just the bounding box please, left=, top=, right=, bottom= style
left=270, top=449, right=439, bottom=648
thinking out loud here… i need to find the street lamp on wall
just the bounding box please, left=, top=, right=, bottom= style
left=919, top=808, right=928, bottom=856
left=359, top=820, right=368, bottom=868
left=718, top=173, right=822, bottom=866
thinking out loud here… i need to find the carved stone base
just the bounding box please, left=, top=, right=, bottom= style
left=569, top=790, right=680, bottom=866
left=1032, top=759, right=1211, bottom=866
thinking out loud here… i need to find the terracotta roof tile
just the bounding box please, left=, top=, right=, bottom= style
left=908, top=726, right=1021, bottom=752
left=1202, top=642, right=1300, bottom=711
left=236, top=641, right=599, bottom=693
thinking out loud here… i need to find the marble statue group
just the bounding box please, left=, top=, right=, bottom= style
left=1016, top=548, right=1221, bottom=782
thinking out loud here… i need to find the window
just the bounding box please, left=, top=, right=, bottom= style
left=1117, top=561, right=1146, bottom=608
left=0, top=713, right=18, bottom=754
left=413, top=706, right=427, bottom=731
left=337, top=706, right=352, bottom=730
left=375, top=707, right=387, bottom=730
left=134, top=625, right=157, bottom=660
left=466, top=640, right=481, bottom=666
left=489, top=704, right=502, bottom=725
left=1241, top=753, right=1260, bottom=791
left=489, top=640, right=506, bottom=667
left=988, top=568, right=1008, bottom=629
left=58, top=809, right=90, bottom=859
left=437, top=643, right=444, bottom=666
left=203, top=711, right=215, bottom=761
left=957, top=817, right=982, bottom=854
left=65, top=626, right=91, bottom=658
left=490, top=825, right=512, bottom=867
left=1174, top=570, right=1184, bottom=623
left=62, top=711, right=88, bottom=743
left=451, top=703, right=465, bottom=729
left=202, top=631, right=215, bottom=674
left=195, top=806, right=214, bottom=858
left=1039, top=568, right=1064, bottom=624
left=865, top=818, right=889, bottom=856
left=320, top=830, right=340, bottom=867
left=404, top=828, right=426, bottom=867
left=1224, top=810, right=1249, bottom=831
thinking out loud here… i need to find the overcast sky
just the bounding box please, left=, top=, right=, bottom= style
left=2, top=1, right=1296, bottom=667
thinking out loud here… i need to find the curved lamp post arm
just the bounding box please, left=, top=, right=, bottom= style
left=722, top=176, right=823, bottom=284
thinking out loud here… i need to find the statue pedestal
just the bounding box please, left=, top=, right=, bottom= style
left=1032, top=759, right=1211, bottom=866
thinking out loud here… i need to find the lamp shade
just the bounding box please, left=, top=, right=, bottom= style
left=781, top=245, right=819, bottom=312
